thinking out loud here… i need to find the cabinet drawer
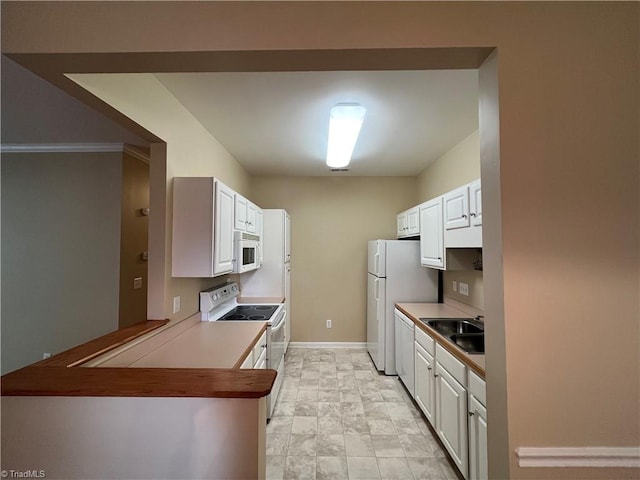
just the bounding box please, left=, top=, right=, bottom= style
left=436, top=343, right=466, bottom=387
left=253, top=331, right=267, bottom=362
left=468, top=370, right=486, bottom=406
left=253, top=347, right=267, bottom=369
left=415, top=327, right=435, bottom=356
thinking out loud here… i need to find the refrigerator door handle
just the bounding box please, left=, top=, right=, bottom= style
left=375, top=278, right=379, bottom=301
left=374, top=253, right=379, bottom=275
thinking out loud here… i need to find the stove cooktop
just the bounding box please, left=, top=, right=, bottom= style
left=218, top=304, right=279, bottom=321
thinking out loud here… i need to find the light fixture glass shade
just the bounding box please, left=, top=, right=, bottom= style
left=326, top=103, right=366, bottom=168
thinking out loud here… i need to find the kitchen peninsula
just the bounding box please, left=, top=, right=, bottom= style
left=1, top=317, right=275, bottom=480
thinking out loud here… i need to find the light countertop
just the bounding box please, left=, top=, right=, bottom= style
left=128, top=321, right=267, bottom=369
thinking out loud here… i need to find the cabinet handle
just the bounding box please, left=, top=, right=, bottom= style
left=434, top=374, right=439, bottom=378
left=462, top=214, right=467, bottom=219
left=470, top=212, right=476, bottom=217
left=427, top=367, right=432, bottom=371
left=469, top=412, right=475, bottom=416
left=437, top=257, right=442, bottom=260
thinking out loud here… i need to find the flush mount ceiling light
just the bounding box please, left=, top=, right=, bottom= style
left=326, top=103, right=366, bottom=168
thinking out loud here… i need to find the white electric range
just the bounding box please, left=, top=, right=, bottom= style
left=199, top=282, right=286, bottom=419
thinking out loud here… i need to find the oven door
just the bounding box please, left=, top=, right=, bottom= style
left=268, top=312, right=286, bottom=372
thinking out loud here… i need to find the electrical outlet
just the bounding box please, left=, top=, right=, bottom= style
left=326, top=319, right=332, bottom=329
left=452, top=280, right=457, bottom=292
left=459, top=282, right=469, bottom=296
left=133, top=277, right=143, bottom=290
left=173, top=296, right=181, bottom=314
left=42, top=352, right=51, bottom=359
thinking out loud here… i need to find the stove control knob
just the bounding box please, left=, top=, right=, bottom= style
left=213, top=294, right=218, bottom=300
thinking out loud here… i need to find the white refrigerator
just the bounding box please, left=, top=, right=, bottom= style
left=241, top=209, right=291, bottom=350
left=367, top=239, right=438, bottom=375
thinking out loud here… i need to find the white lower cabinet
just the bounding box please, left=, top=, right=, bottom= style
left=468, top=371, right=488, bottom=480
left=435, top=358, right=468, bottom=477
left=414, top=342, right=436, bottom=425
left=413, top=327, right=488, bottom=480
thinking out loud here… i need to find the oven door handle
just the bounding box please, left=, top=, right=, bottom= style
left=270, top=315, right=286, bottom=334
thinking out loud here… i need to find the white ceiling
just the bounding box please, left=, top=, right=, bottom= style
left=156, top=69, right=478, bottom=177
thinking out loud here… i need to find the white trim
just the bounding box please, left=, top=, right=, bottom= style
left=288, top=342, right=367, bottom=349
left=1, top=143, right=125, bottom=153
left=516, top=447, right=640, bottom=468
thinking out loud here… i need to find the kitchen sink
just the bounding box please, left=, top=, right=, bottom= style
left=419, top=317, right=485, bottom=354
left=422, top=318, right=484, bottom=335
left=451, top=333, right=485, bottom=354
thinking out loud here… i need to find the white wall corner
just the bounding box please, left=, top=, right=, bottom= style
left=516, top=447, right=640, bottom=468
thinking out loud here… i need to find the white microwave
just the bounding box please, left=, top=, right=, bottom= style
left=233, top=231, right=261, bottom=273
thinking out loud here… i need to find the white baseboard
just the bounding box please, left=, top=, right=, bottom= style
left=288, top=342, right=367, bottom=349
left=516, top=447, right=640, bottom=468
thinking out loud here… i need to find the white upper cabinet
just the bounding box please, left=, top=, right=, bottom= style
left=443, top=180, right=482, bottom=248
left=397, top=206, right=420, bottom=238
left=213, top=180, right=235, bottom=275
left=419, top=197, right=445, bottom=269
left=235, top=194, right=260, bottom=234
left=171, top=177, right=234, bottom=277
left=444, top=186, right=471, bottom=230
left=246, top=201, right=258, bottom=234
left=469, top=179, right=482, bottom=227
left=234, top=194, right=248, bottom=231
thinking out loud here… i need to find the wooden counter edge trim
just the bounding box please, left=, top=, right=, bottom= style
left=32, top=319, right=170, bottom=368
left=395, top=304, right=486, bottom=379
left=1, top=367, right=277, bottom=399
left=232, top=323, right=268, bottom=369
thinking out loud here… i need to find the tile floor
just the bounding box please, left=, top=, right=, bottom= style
left=266, top=347, right=460, bottom=480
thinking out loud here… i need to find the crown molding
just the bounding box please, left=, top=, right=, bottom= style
left=1, top=143, right=125, bottom=154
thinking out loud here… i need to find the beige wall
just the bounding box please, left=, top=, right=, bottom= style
left=417, top=130, right=480, bottom=201
left=67, top=74, right=251, bottom=321
left=251, top=176, right=417, bottom=342
left=417, top=130, right=484, bottom=311
left=2, top=2, right=639, bottom=479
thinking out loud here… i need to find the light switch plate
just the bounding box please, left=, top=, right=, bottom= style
left=173, top=296, right=181, bottom=314
left=452, top=281, right=457, bottom=292
left=133, top=277, right=143, bottom=290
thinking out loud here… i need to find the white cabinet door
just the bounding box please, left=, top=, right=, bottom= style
left=255, top=207, right=264, bottom=265
left=397, top=211, right=408, bottom=238
left=444, top=180, right=482, bottom=248
left=406, top=207, right=420, bottom=236
left=444, top=185, right=470, bottom=230
left=469, top=180, right=482, bottom=227
left=420, top=197, right=445, bottom=269
left=246, top=201, right=257, bottom=233
left=284, top=212, right=291, bottom=263
left=213, top=180, right=235, bottom=275
left=469, top=394, right=488, bottom=480
left=435, top=362, right=468, bottom=478
left=415, top=342, right=435, bottom=425
left=284, top=263, right=291, bottom=352
left=234, top=194, right=248, bottom=231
